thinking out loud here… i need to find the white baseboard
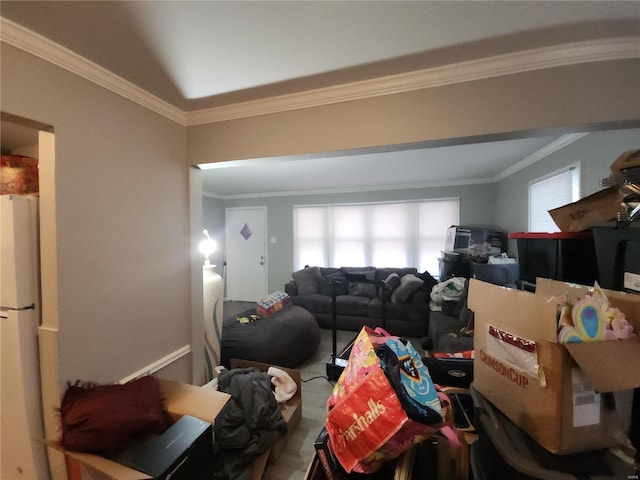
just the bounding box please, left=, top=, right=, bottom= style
left=119, top=344, right=191, bottom=384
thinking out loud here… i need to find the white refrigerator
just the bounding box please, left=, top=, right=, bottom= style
left=1, top=194, right=50, bottom=479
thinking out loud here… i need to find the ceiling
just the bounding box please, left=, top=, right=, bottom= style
left=1, top=1, right=638, bottom=197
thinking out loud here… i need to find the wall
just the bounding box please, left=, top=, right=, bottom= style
left=1, top=45, right=192, bottom=387
left=202, top=195, right=225, bottom=276
left=193, top=58, right=638, bottom=294
left=2, top=34, right=638, bottom=388
left=222, top=182, right=497, bottom=293
left=188, top=60, right=640, bottom=165
left=495, top=127, right=640, bottom=255
left=212, top=127, right=640, bottom=293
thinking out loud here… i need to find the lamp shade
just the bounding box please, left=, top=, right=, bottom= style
left=199, top=229, right=217, bottom=263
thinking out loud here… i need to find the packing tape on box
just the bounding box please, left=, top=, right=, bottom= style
left=484, top=324, right=546, bottom=387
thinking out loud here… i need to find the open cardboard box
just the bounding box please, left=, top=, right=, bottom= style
left=57, top=379, right=230, bottom=480
left=229, top=359, right=302, bottom=480
left=469, top=278, right=640, bottom=454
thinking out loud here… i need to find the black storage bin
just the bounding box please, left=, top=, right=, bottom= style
left=469, top=262, right=519, bottom=287
left=509, top=232, right=599, bottom=285
left=591, top=222, right=640, bottom=293
left=438, top=257, right=471, bottom=280
left=591, top=221, right=640, bottom=464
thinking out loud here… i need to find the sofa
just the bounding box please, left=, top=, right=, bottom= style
left=426, top=282, right=474, bottom=354
left=427, top=261, right=520, bottom=354
left=284, top=266, right=437, bottom=338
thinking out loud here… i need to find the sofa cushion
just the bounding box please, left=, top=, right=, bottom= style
left=334, top=295, right=371, bottom=317
left=374, top=267, right=418, bottom=282
left=409, top=289, right=428, bottom=304
left=391, top=274, right=424, bottom=303
left=292, top=266, right=322, bottom=295
left=416, top=270, right=438, bottom=296
left=368, top=297, right=430, bottom=322
left=291, top=293, right=332, bottom=314
left=318, top=270, right=347, bottom=296
left=379, top=273, right=401, bottom=301
left=342, top=266, right=377, bottom=298
left=348, top=282, right=377, bottom=298
left=341, top=266, right=376, bottom=276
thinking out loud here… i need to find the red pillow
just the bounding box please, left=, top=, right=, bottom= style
left=60, top=375, right=168, bottom=456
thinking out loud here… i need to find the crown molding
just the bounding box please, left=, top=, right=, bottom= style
left=494, top=133, right=589, bottom=181
left=186, top=37, right=640, bottom=125
left=2, top=16, right=638, bottom=127
left=0, top=17, right=186, bottom=125
left=204, top=134, right=591, bottom=198
left=217, top=176, right=497, bottom=200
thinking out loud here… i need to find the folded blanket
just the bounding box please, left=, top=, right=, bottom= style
left=267, top=366, right=297, bottom=403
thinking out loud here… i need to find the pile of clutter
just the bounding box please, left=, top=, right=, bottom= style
left=257, top=290, right=291, bottom=316
left=430, top=277, right=466, bottom=311
left=601, top=149, right=640, bottom=222
left=557, top=282, right=636, bottom=343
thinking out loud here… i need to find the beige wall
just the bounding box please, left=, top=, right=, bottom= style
left=1, top=44, right=192, bottom=387
left=188, top=60, right=640, bottom=165
left=2, top=37, right=638, bottom=394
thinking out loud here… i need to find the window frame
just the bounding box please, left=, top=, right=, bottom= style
left=293, top=198, right=460, bottom=274
left=528, top=162, right=580, bottom=232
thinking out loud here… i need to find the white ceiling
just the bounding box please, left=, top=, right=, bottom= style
left=198, top=133, right=585, bottom=197
left=1, top=1, right=638, bottom=197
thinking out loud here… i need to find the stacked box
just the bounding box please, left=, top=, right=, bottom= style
left=445, top=226, right=504, bottom=257
left=257, top=291, right=291, bottom=316
left=1, top=155, right=39, bottom=194
left=59, top=380, right=230, bottom=479
left=468, top=278, right=640, bottom=454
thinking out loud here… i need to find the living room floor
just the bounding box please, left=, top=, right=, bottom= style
left=222, top=301, right=425, bottom=479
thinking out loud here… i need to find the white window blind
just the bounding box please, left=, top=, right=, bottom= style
left=529, top=164, right=580, bottom=232
left=293, top=199, right=459, bottom=275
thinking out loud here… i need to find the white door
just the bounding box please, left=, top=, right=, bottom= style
left=225, top=207, right=267, bottom=301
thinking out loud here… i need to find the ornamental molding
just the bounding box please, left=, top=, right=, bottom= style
left=2, top=17, right=638, bottom=127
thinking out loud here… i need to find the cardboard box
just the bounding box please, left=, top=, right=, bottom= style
left=229, top=359, right=302, bottom=480
left=111, top=415, right=212, bottom=480
left=610, top=148, right=640, bottom=172
left=61, top=380, right=230, bottom=480
left=548, top=186, right=627, bottom=232
left=468, top=278, right=640, bottom=454
left=1, top=154, right=39, bottom=194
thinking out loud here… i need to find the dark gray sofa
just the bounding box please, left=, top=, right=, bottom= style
left=426, top=261, right=520, bottom=353
left=284, top=266, right=437, bottom=338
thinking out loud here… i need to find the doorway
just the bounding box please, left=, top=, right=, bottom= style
left=1, top=113, right=61, bottom=479
left=225, top=206, right=268, bottom=301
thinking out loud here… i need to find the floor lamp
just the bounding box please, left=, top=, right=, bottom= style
left=200, top=229, right=223, bottom=383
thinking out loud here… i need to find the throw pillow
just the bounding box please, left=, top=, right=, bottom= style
left=342, top=266, right=377, bottom=298
left=292, top=266, right=321, bottom=295
left=391, top=274, right=424, bottom=304
left=60, top=375, right=167, bottom=456
left=417, top=270, right=438, bottom=295
left=348, top=282, right=378, bottom=298
left=379, top=273, right=401, bottom=301
left=319, top=271, right=348, bottom=296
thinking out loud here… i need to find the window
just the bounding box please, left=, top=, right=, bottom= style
left=293, top=199, right=459, bottom=275
left=528, top=164, right=580, bottom=232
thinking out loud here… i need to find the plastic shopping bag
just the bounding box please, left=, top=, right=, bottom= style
left=376, top=337, right=444, bottom=425
left=325, top=326, right=452, bottom=474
